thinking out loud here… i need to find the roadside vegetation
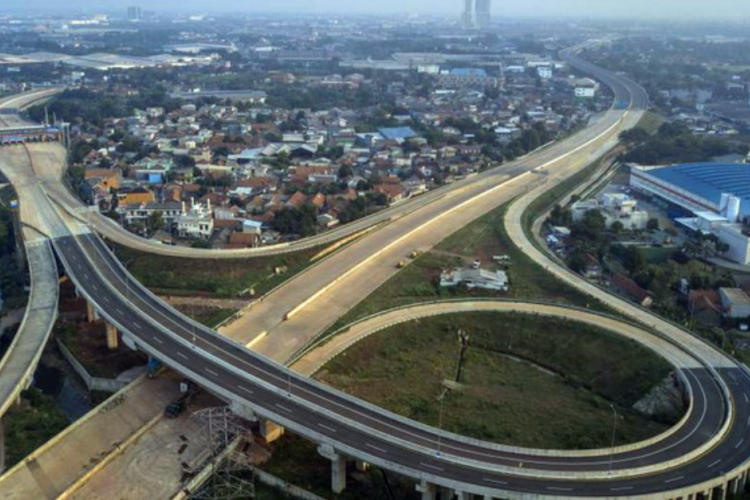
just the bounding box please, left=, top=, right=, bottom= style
left=317, top=312, right=672, bottom=449
left=327, top=199, right=608, bottom=334
left=110, top=242, right=323, bottom=299
left=4, top=388, right=69, bottom=468
left=262, top=434, right=420, bottom=500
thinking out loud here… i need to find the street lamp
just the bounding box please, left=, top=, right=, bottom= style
left=608, top=403, right=618, bottom=475
left=436, top=389, right=447, bottom=458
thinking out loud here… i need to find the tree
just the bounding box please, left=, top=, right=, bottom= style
left=174, top=155, right=196, bottom=169
left=147, top=211, right=163, bottom=235
left=610, top=221, right=625, bottom=234
left=338, top=164, right=354, bottom=179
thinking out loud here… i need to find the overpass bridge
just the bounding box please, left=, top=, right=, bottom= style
left=1, top=46, right=750, bottom=500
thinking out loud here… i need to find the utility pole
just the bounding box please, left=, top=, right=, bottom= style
left=608, top=403, right=618, bottom=475
left=455, top=329, right=470, bottom=384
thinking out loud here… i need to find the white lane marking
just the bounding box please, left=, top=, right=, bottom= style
left=116, top=309, right=126, bottom=316
left=365, top=443, right=387, bottom=453
left=420, top=462, right=444, bottom=472
left=729, top=372, right=738, bottom=382
left=736, top=438, right=745, bottom=449
left=237, top=385, right=254, bottom=395
left=547, top=487, right=572, bottom=492
left=665, top=476, right=684, bottom=484
left=708, top=459, right=722, bottom=468
left=102, top=296, right=110, bottom=303
left=153, top=336, right=164, bottom=345
left=275, top=404, right=293, bottom=414
left=176, top=352, right=189, bottom=360
left=483, top=478, right=508, bottom=486
left=744, top=394, right=749, bottom=404
left=611, top=486, right=633, bottom=492
left=206, top=368, right=220, bottom=378
left=318, top=423, right=337, bottom=434
left=133, top=322, right=143, bottom=330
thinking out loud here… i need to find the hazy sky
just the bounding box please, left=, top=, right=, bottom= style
left=14, top=0, right=750, bottom=19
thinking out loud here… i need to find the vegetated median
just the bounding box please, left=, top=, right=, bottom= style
left=316, top=311, right=675, bottom=450
left=108, top=240, right=328, bottom=300
left=325, top=198, right=610, bottom=336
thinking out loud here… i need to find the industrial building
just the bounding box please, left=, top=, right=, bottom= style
left=630, top=163, right=750, bottom=265
left=461, top=0, right=492, bottom=30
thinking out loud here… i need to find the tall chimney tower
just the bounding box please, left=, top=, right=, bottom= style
left=475, top=0, right=492, bottom=29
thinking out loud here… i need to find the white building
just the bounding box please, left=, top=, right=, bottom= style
left=571, top=193, right=650, bottom=230
left=574, top=78, right=598, bottom=98
left=719, top=288, right=750, bottom=318
left=439, top=268, right=508, bottom=291
left=176, top=200, right=214, bottom=240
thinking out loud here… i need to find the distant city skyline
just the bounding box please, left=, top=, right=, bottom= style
left=6, top=0, right=750, bottom=20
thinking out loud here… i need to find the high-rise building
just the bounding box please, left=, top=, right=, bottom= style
left=475, top=0, right=492, bottom=29
left=460, top=0, right=492, bottom=30
left=127, top=6, right=142, bottom=21
left=461, top=0, right=474, bottom=29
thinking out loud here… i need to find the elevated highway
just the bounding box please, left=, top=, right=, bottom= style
left=0, top=90, right=62, bottom=424
left=2, top=45, right=750, bottom=499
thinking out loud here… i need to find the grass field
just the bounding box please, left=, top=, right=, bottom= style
left=327, top=201, right=609, bottom=334
left=111, top=243, right=323, bottom=299
left=317, top=312, right=673, bottom=450
left=263, top=434, right=420, bottom=500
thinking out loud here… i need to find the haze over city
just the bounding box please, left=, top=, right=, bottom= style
left=8, top=0, right=750, bottom=19
left=4, top=1, right=750, bottom=499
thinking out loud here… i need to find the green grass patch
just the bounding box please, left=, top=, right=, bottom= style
left=110, top=243, right=324, bottom=299
left=327, top=201, right=610, bottom=335
left=317, top=312, right=673, bottom=450
left=637, top=111, right=666, bottom=135
left=262, top=434, right=420, bottom=500
left=4, top=388, right=69, bottom=467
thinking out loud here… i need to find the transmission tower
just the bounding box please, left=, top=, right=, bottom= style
left=189, top=406, right=256, bottom=500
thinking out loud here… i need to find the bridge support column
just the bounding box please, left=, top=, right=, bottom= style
left=317, top=444, right=346, bottom=494
left=86, top=301, right=98, bottom=323
left=455, top=491, right=471, bottom=500
left=259, top=420, right=285, bottom=443
left=732, top=476, right=743, bottom=496
left=718, top=484, right=727, bottom=500
left=355, top=460, right=369, bottom=472
left=740, top=470, right=748, bottom=493
left=105, top=322, right=119, bottom=350
left=416, top=480, right=437, bottom=500
left=0, top=417, right=5, bottom=474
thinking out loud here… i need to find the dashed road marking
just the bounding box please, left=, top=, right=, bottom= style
left=420, top=462, right=444, bottom=472
left=318, top=423, right=338, bottom=434
left=275, top=404, right=293, bottom=414
left=206, top=368, right=220, bottom=378
left=709, top=459, right=722, bottom=468
left=176, top=352, right=189, bottom=360
left=664, top=476, right=683, bottom=484
left=366, top=443, right=387, bottom=453
left=483, top=478, right=508, bottom=486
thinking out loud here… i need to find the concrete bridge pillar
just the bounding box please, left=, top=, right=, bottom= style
left=454, top=491, right=471, bottom=500
left=105, top=322, right=119, bottom=350
left=0, top=417, right=5, bottom=474
left=355, top=460, right=369, bottom=472
left=740, top=470, right=748, bottom=493
left=259, top=420, right=285, bottom=443
left=718, top=484, right=727, bottom=500
left=317, top=444, right=346, bottom=494
left=86, top=301, right=99, bottom=323
left=416, top=480, right=437, bottom=500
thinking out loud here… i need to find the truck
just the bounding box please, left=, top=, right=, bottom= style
left=164, top=379, right=197, bottom=419
left=146, top=358, right=163, bottom=379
